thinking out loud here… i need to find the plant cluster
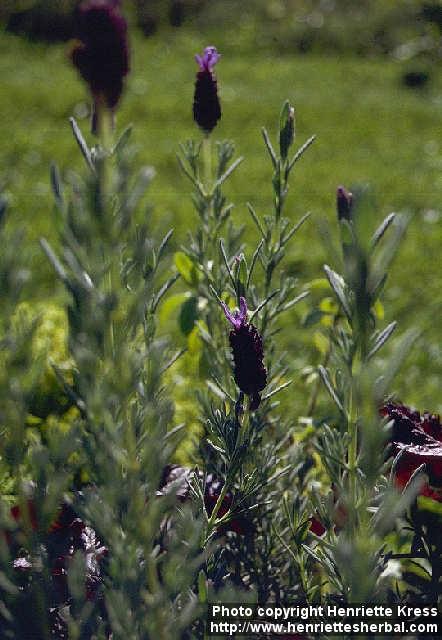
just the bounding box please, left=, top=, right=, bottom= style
left=0, top=2, right=440, bottom=639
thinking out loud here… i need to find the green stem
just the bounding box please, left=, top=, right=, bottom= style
left=207, top=481, right=230, bottom=530
left=347, top=369, right=359, bottom=534
left=236, top=401, right=250, bottom=448
left=203, top=479, right=231, bottom=547
left=204, top=406, right=250, bottom=544
left=98, top=108, right=117, bottom=360
left=202, top=134, right=212, bottom=188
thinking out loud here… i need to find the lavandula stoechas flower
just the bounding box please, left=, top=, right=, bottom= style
left=71, top=0, right=129, bottom=131
left=336, top=185, right=353, bottom=221
left=221, top=297, right=267, bottom=410
left=193, top=46, right=221, bottom=134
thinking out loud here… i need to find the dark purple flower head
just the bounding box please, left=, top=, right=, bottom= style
left=71, top=0, right=129, bottom=115
left=337, top=185, right=353, bottom=221
left=193, top=45, right=221, bottom=134
left=222, top=297, right=267, bottom=410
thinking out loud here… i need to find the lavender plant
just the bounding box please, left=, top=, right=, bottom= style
left=1, top=3, right=202, bottom=638
left=293, top=187, right=430, bottom=608
left=0, top=4, right=440, bottom=639
left=175, top=45, right=321, bottom=613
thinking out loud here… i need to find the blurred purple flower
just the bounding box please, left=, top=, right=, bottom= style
left=193, top=45, right=221, bottom=133
left=71, top=0, right=129, bottom=127
left=222, top=297, right=267, bottom=410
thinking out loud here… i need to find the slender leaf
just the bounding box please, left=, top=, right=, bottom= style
left=247, top=239, right=264, bottom=289
left=281, top=212, right=310, bottom=245
left=370, top=212, right=396, bottom=250
left=112, top=124, right=133, bottom=154
left=160, top=348, right=186, bottom=374
left=262, top=380, right=292, bottom=401
left=318, top=365, right=344, bottom=413
left=367, top=321, right=397, bottom=360
left=69, top=117, right=94, bottom=171
left=247, top=202, right=266, bottom=238
left=323, top=265, right=351, bottom=321
left=249, top=289, right=280, bottom=322
left=368, top=213, right=409, bottom=294
left=219, top=239, right=236, bottom=289
left=279, top=290, right=309, bottom=314
left=40, top=238, right=68, bottom=284
left=151, top=273, right=180, bottom=312
left=261, top=127, right=277, bottom=168
left=287, top=135, right=316, bottom=172
left=157, top=228, right=174, bottom=262
left=213, top=156, right=243, bottom=190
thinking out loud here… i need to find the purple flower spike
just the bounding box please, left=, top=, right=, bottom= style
left=221, top=297, right=248, bottom=330
left=221, top=297, right=267, bottom=410
left=193, top=45, right=221, bottom=133
left=195, top=46, right=220, bottom=72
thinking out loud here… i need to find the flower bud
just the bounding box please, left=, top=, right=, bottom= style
left=279, top=100, right=295, bottom=161
left=193, top=46, right=221, bottom=134
left=336, top=185, right=353, bottom=221
left=221, top=297, right=267, bottom=410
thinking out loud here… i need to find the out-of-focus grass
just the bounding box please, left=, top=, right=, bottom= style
left=0, top=28, right=441, bottom=410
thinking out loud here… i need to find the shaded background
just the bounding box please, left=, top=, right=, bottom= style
left=1, top=0, right=441, bottom=412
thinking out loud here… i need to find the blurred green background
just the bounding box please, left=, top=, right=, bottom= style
left=1, top=0, right=441, bottom=412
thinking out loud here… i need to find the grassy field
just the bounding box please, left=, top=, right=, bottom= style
left=1, top=26, right=441, bottom=410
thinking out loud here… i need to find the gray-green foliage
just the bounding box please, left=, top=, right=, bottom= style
left=0, top=115, right=203, bottom=638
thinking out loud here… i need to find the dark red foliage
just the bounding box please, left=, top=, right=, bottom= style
left=309, top=516, right=326, bottom=537
left=10, top=500, right=38, bottom=530
left=381, top=402, right=442, bottom=501
left=5, top=497, right=108, bottom=638
left=71, top=0, right=129, bottom=110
